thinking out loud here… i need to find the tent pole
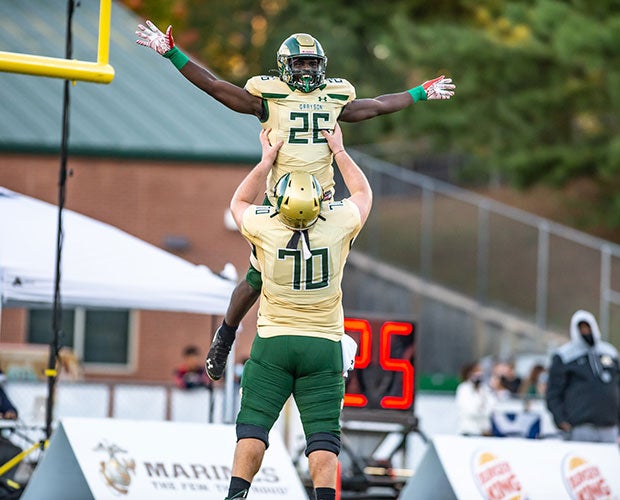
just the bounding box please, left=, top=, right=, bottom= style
left=45, top=0, right=75, bottom=440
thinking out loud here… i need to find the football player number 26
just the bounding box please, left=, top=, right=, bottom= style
left=344, top=318, right=414, bottom=410
left=289, top=112, right=330, bottom=144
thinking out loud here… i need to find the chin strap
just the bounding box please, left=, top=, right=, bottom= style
left=286, top=229, right=312, bottom=260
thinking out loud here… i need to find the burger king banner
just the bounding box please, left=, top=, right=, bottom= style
left=401, top=434, right=620, bottom=499
left=21, top=418, right=308, bottom=500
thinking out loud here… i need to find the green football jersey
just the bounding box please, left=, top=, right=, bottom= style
left=245, top=75, right=356, bottom=199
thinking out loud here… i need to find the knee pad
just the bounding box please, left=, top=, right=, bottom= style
left=305, top=432, right=340, bottom=456
left=236, top=423, right=270, bottom=449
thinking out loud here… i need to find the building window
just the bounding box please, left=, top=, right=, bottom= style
left=27, top=308, right=135, bottom=372
left=27, top=309, right=76, bottom=347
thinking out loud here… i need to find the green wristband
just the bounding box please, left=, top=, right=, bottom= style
left=163, top=46, right=189, bottom=70
left=407, top=85, right=427, bottom=103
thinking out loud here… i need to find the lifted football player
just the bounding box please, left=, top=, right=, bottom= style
left=136, top=22, right=455, bottom=381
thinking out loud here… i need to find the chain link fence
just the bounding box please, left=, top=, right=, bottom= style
left=346, top=151, right=620, bottom=348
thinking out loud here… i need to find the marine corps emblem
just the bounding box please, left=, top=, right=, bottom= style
left=95, top=441, right=136, bottom=495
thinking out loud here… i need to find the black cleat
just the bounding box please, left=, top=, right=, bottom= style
left=205, top=327, right=233, bottom=381
left=225, top=491, right=248, bottom=499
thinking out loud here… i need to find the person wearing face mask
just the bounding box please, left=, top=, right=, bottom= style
left=455, top=361, right=498, bottom=436
left=546, top=310, right=620, bottom=443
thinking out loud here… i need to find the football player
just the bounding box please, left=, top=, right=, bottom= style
left=136, top=22, right=455, bottom=380
left=224, top=123, right=372, bottom=500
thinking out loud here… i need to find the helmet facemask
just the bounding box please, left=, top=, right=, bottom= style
left=283, top=55, right=327, bottom=93
left=277, top=33, right=327, bottom=93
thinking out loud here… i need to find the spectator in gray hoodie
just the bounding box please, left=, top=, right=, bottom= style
left=546, top=309, right=620, bottom=443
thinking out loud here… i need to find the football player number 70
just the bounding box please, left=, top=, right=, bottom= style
left=344, top=318, right=415, bottom=410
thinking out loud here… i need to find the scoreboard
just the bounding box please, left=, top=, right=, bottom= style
left=342, top=314, right=416, bottom=424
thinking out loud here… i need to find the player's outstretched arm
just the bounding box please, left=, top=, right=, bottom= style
left=339, top=75, right=455, bottom=123
left=136, top=21, right=263, bottom=118
left=230, top=129, right=283, bottom=229
left=321, top=124, right=372, bottom=225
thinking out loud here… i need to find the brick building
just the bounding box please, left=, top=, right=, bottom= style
left=0, top=0, right=262, bottom=383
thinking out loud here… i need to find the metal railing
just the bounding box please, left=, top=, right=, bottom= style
left=4, top=380, right=232, bottom=427
left=348, top=151, right=620, bottom=345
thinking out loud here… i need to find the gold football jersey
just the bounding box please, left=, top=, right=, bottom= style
left=241, top=199, right=362, bottom=341
left=245, top=75, right=356, bottom=199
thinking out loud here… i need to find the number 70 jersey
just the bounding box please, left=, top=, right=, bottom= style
left=245, top=75, right=356, bottom=197
left=241, top=199, right=362, bottom=342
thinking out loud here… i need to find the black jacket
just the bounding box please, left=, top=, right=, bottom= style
left=546, top=310, right=620, bottom=428
left=0, top=386, right=17, bottom=418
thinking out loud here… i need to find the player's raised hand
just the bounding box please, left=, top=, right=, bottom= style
left=259, top=128, right=283, bottom=165
left=422, top=75, right=455, bottom=100
left=135, top=20, right=175, bottom=55
left=321, top=123, right=344, bottom=155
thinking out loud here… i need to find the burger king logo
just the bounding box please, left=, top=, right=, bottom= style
left=472, top=450, right=527, bottom=500
left=562, top=454, right=614, bottom=499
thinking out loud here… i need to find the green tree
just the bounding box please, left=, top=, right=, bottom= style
left=391, top=0, right=620, bottom=225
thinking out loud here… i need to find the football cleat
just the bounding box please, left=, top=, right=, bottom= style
left=225, top=491, right=248, bottom=499
left=205, top=326, right=233, bottom=381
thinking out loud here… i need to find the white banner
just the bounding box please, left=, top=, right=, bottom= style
left=22, top=417, right=307, bottom=500
left=402, top=434, right=620, bottom=500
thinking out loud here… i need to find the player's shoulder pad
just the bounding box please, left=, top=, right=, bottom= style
left=324, top=199, right=359, bottom=217
left=322, top=199, right=361, bottom=229
left=243, top=205, right=277, bottom=234
left=245, top=75, right=290, bottom=98
left=250, top=205, right=277, bottom=216
left=325, top=200, right=346, bottom=211
left=323, top=77, right=356, bottom=100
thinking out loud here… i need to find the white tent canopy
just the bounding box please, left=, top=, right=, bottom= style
left=0, top=187, right=235, bottom=315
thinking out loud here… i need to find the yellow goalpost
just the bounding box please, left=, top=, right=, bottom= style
left=0, top=0, right=114, bottom=84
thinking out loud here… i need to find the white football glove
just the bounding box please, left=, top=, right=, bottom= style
left=422, top=75, right=455, bottom=100
left=135, top=20, right=175, bottom=55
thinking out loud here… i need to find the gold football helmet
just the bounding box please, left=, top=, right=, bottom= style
left=274, top=171, right=323, bottom=229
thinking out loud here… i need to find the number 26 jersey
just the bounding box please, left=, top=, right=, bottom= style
left=245, top=75, right=356, bottom=199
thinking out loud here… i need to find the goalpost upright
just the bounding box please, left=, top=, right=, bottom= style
left=0, top=0, right=114, bottom=84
